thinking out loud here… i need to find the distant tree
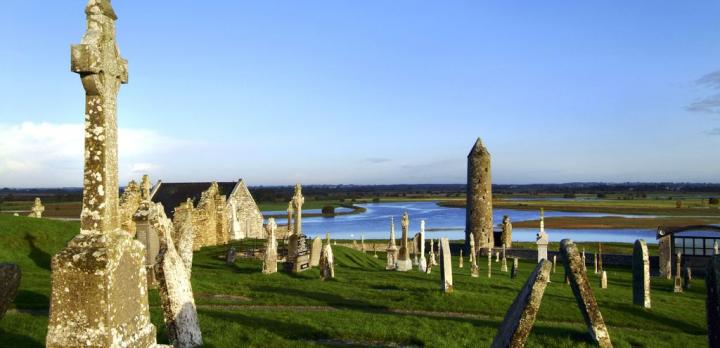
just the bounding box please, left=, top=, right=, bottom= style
left=596, top=193, right=607, bottom=199
left=372, top=197, right=380, bottom=203
left=710, top=197, right=719, bottom=205
left=321, top=206, right=335, bottom=216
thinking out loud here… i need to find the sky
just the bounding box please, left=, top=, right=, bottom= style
left=1, top=1, right=719, bottom=187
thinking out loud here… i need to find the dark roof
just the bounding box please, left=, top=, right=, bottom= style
left=151, top=181, right=237, bottom=218
left=656, top=225, right=720, bottom=239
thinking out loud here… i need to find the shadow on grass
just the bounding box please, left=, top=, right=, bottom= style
left=0, top=328, right=43, bottom=348
left=25, top=233, right=51, bottom=271
left=253, top=286, right=388, bottom=312
left=603, top=302, right=706, bottom=335
left=14, top=290, right=49, bottom=310
left=201, top=309, right=328, bottom=346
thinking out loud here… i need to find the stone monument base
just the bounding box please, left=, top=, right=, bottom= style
left=396, top=259, right=412, bottom=272
left=46, top=230, right=157, bottom=348
left=285, top=254, right=311, bottom=273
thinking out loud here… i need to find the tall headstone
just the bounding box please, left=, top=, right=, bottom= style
left=262, top=218, right=278, bottom=274
left=439, top=238, right=453, bottom=293
left=320, top=234, right=335, bottom=280
left=459, top=249, right=464, bottom=268
left=674, top=252, right=683, bottom=293
left=466, top=138, right=493, bottom=249
left=598, top=243, right=604, bottom=272
left=487, top=248, right=492, bottom=278
left=491, top=260, right=552, bottom=348
left=292, top=183, right=304, bottom=236
left=511, top=258, right=519, bottom=279
left=225, top=247, right=237, bottom=265
left=501, top=246, right=508, bottom=273
left=706, top=255, right=720, bottom=346
left=386, top=217, right=398, bottom=270
left=428, top=237, right=436, bottom=267
left=396, top=212, right=412, bottom=271
left=559, top=239, right=612, bottom=348
left=600, top=271, right=607, bottom=289
left=0, top=264, right=21, bottom=320
left=715, top=240, right=719, bottom=255
left=594, top=253, right=598, bottom=274
left=361, top=234, right=366, bottom=252
left=536, top=209, right=549, bottom=263
left=46, top=2, right=157, bottom=346
left=412, top=233, right=419, bottom=266
left=134, top=202, right=160, bottom=288
left=286, top=201, right=294, bottom=239
left=552, top=255, right=557, bottom=274
left=470, top=237, right=480, bottom=277
left=310, top=236, right=322, bottom=267
left=28, top=197, right=45, bottom=218
left=174, top=198, right=195, bottom=278
left=632, top=239, right=651, bottom=308
left=684, top=267, right=692, bottom=290
left=151, top=203, right=202, bottom=348
left=418, top=220, right=427, bottom=272
left=501, top=215, right=512, bottom=248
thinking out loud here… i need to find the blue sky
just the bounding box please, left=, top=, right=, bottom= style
left=1, top=1, right=719, bottom=187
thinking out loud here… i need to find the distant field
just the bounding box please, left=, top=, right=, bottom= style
left=0, top=215, right=709, bottom=347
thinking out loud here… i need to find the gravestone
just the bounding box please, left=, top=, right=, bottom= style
left=151, top=203, right=203, bottom=348
left=684, top=267, right=692, bottom=290
left=427, top=238, right=436, bottom=268
left=46, top=2, right=157, bottom=346
left=418, top=220, right=427, bottom=272
left=491, top=259, right=551, bottom=348
left=536, top=209, right=549, bottom=263
left=511, top=258, right=519, bottom=279
left=560, top=239, right=612, bottom=348
left=632, top=239, right=651, bottom=308
left=466, top=138, right=494, bottom=249
left=552, top=255, right=557, bottom=274
left=459, top=249, right=464, bottom=268
left=594, top=253, right=598, bottom=274
left=386, top=217, right=398, bottom=270
left=488, top=248, right=492, bottom=278
left=598, top=243, right=604, bottom=272
left=706, top=255, right=720, bottom=346
left=263, top=218, right=278, bottom=274
left=439, top=238, right=453, bottom=293
left=501, top=246, right=508, bottom=273
left=225, top=247, right=237, bottom=265
left=0, top=264, right=21, bottom=320
left=320, top=236, right=335, bottom=280
left=396, top=212, right=412, bottom=271
left=412, top=233, right=419, bottom=266
left=674, top=253, right=683, bottom=293
left=175, top=198, right=195, bottom=278
left=501, top=215, right=512, bottom=248
left=582, top=249, right=587, bottom=271
left=286, top=234, right=311, bottom=272
left=28, top=197, right=45, bottom=218
left=715, top=240, right=719, bottom=255
left=600, top=271, right=607, bottom=289
left=134, top=202, right=160, bottom=288
left=470, top=237, right=480, bottom=277
left=310, top=236, right=322, bottom=267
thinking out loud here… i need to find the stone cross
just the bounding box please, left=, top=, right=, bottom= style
left=491, top=259, right=551, bottom=348
left=47, top=2, right=156, bottom=346
left=674, top=252, right=683, bottom=293
left=396, top=212, right=412, bottom=271
left=560, top=239, right=612, bottom=348
left=536, top=208, right=549, bottom=263
left=418, top=220, right=427, bottom=272
left=71, top=0, right=129, bottom=234
left=386, top=217, right=398, bottom=270
left=632, top=239, right=650, bottom=308
left=439, top=238, right=453, bottom=293
left=291, top=184, right=304, bottom=236
left=706, top=255, right=720, bottom=346
left=28, top=197, right=45, bottom=218
left=262, top=218, right=278, bottom=274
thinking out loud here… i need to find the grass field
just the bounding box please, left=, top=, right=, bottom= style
left=0, top=215, right=709, bottom=347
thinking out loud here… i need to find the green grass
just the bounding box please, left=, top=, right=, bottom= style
left=0, top=215, right=708, bottom=347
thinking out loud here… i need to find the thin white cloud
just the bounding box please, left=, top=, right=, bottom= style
left=0, top=122, right=187, bottom=187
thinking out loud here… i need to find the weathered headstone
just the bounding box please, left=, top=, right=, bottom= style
left=320, top=236, right=335, bottom=280
left=552, top=255, right=557, bottom=274
left=470, top=237, right=480, bottom=277
left=501, top=215, right=512, bottom=248
left=684, top=267, right=692, bottom=290
left=715, top=240, right=719, bottom=255
left=582, top=248, right=587, bottom=271
left=598, top=243, right=604, bottom=272
left=466, top=138, right=494, bottom=249
left=487, top=248, right=492, bottom=278
left=287, top=234, right=310, bottom=272
left=536, top=209, right=549, bottom=263
left=310, top=236, right=322, bottom=267
left=501, top=246, right=508, bottom=273
left=174, top=198, right=196, bottom=278
left=151, top=203, right=203, bottom=348
left=632, top=239, right=651, bottom=308
left=225, top=247, right=237, bottom=265
left=134, top=201, right=160, bottom=288
left=412, top=233, right=419, bottom=266
left=418, top=220, right=427, bottom=272
left=674, top=252, right=683, bottom=293
left=560, top=239, right=612, bottom=348
left=263, top=218, right=278, bottom=274
left=511, top=258, right=519, bottom=279
left=600, top=271, right=607, bottom=289
left=495, top=251, right=500, bottom=262
left=46, top=2, right=157, bottom=346
left=292, top=183, right=304, bottom=236
left=396, top=212, right=412, bottom=271
left=0, top=264, right=21, bottom=320
left=427, top=238, right=436, bottom=268
left=386, top=217, right=398, bottom=270
left=491, top=259, right=552, bottom=348
left=439, top=238, right=453, bottom=293
left=459, top=249, right=464, bottom=268
left=28, top=197, right=45, bottom=218
left=594, top=253, right=598, bottom=274
left=706, top=255, right=720, bottom=346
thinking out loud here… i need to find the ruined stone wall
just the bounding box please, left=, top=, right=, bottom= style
left=215, top=195, right=229, bottom=245
left=228, top=180, right=265, bottom=240
left=192, top=189, right=217, bottom=249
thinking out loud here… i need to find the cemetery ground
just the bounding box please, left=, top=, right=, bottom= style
left=0, top=215, right=708, bottom=347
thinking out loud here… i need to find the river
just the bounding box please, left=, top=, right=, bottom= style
left=267, top=201, right=658, bottom=244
